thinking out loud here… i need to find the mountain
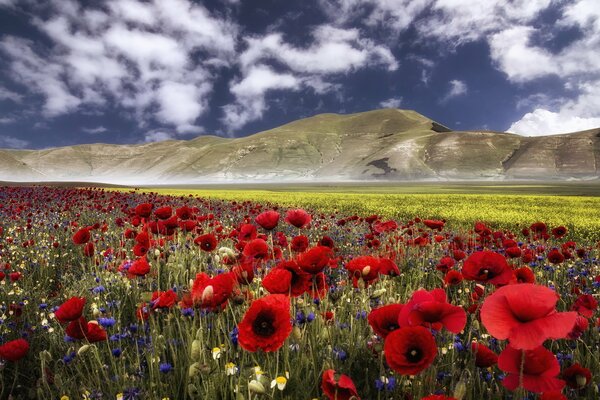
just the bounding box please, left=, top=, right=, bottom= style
left=1, top=109, right=599, bottom=184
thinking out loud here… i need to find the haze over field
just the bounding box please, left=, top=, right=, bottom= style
left=1, top=109, right=598, bottom=185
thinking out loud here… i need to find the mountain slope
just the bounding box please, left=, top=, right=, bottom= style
left=1, top=109, right=599, bottom=184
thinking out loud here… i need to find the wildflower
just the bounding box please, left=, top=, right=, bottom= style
left=225, top=362, right=238, bottom=376
left=159, top=363, right=173, bottom=373
left=498, top=345, right=565, bottom=393
left=271, top=372, right=289, bottom=390
left=384, top=326, right=437, bottom=376
left=237, top=294, right=292, bottom=352
left=321, top=369, right=360, bottom=400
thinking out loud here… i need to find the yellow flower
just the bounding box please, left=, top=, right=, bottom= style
left=212, top=347, right=222, bottom=360
left=225, top=362, right=238, bottom=376
left=116, top=393, right=123, bottom=400
left=253, top=365, right=264, bottom=378
left=61, top=396, right=70, bottom=400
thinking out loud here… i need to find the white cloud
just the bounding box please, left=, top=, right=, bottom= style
left=441, top=80, right=467, bottom=102
left=143, top=131, right=176, bottom=143
left=0, top=117, right=17, bottom=124
left=0, top=0, right=238, bottom=133
left=223, top=66, right=300, bottom=132
left=0, top=135, right=29, bottom=149
left=0, top=87, right=23, bottom=103
left=82, top=126, right=108, bottom=134
left=507, top=108, right=600, bottom=136
left=224, top=24, right=397, bottom=130
left=379, top=97, right=402, bottom=108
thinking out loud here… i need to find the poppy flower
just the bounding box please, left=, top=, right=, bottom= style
left=128, top=257, right=151, bottom=277
left=398, top=288, right=466, bottom=334
left=72, top=227, right=91, bottom=245
left=0, top=338, right=29, bottom=362
left=436, top=256, right=455, bottom=273
left=176, top=205, right=193, bottom=220
left=444, top=270, right=463, bottom=286
left=551, top=226, right=568, bottom=238
left=194, top=233, right=218, bottom=252
left=262, top=260, right=311, bottom=296
left=423, top=219, right=444, bottom=230
left=242, top=239, right=269, bottom=260
left=321, top=369, right=360, bottom=400
left=384, top=326, right=437, bottom=376
left=511, top=266, right=535, bottom=284
left=470, top=342, right=498, bottom=368
left=237, top=294, right=292, bottom=352
left=85, top=321, right=108, bottom=342
left=561, top=363, right=592, bottom=389
left=191, top=272, right=236, bottom=310
left=368, top=303, right=403, bottom=338
left=285, top=209, right=311, bottom=228
left=65, top=316, right=89, bottom=339
left=547, top=249, right=565, bottom=264
left=55, top=296, right=86, bottom=323
left=83, top=242, right=95, bottom=257
left=498, top=345, right=565, bottom=393
left=237, top=224, right=258, bottom=241
left=570, top=294, right=598, bottom=318
left=154, top=206, right=172, bottom=220
left=151, top=289, right=178, bottom=309
left=481, top=283, right=577, bottom=349
left=296, top=246, right=333, bottom=274
left=134, top=203, right=153, bottom=218
left=290, top=235, right=309, bottom=253
left=505, top=246, right=521, bottom=258
left=568, top=315, right=589, bottom=339
left=255, top=210, right=280, bottom=230
left=462, top=251, right=513, bottom=286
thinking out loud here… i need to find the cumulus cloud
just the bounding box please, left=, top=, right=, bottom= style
left=0, top=135, right=29, bottom=149
left=507, top=109, right=600, bottom=136
left=379, top=97, right=402, bottom=108
left=143, top=131, right=177, bottom=143
left=0, top=0, right=238, bottom=133
left=224, top=24, right=398, bottom=130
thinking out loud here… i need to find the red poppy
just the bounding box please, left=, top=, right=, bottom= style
left=72, top=227, right=91, bottom=245
left=547, top=249, right=565, bottom=264
left=481, top=283, right=577, bottom=349
left=436, top=256, right=455, bottom=273
left=255, top=210, right=280, bottom=230
left=262, top=260, right=311, bottom=296
left=135, top=203, right=153, bottom=218
left=398, top=288, right=466, bottom=334
left=470, top=342, right=498, bottom=368
left=285, top=209, right=311, bottom=228
left=505, top=246, right=521, bottom=258
left=511, top=266, right=535, bottom=284
left=55, top=296, right=86, bottom=323
left=194, top=233, right=218, bottom=252
left=0, top=338, right=30, bottom=361
left=65, top=316, right=88, bottom=339
left=191, top=272, right=236, bottom=310
left=83, top=242, right=95, bottom=257
left=530, top=222, right=548, bottom=234
left=384, top=326, right=437, bottom=375
left=551, top=226, right=567, bottom=238
left=368, top=303, right=403, bottom=338
left=242, top=239, right=269, bottom=260
left=571, top=294, right=598, bottom=318
left=290, top=235, right=309, bottom=253
left=151, top=289, right=178, bottom=309
left=444, top=270, right=463, bottom=286
left=568, top=315, right=589, bottom=339
left=296, top=246, right=333, bottom=274
left=462, top=251, right=512, bottom=286
left=237, top=294, right=292, bottom=352
left=85, top=321, right=108, bottom=342
left=321, top=369, right=360, bottom=400
left=423, top=219, right=445, bottom=230
left=128, top=257, right=151, bottom=277
left=345, top=256, right=381, bottom=288
left=539, top=392, right=567, bottom=400
left=498, top=345, right=565, bottom=393
left=176, top=205, right=193, bottom=220
left=237, top=224, right=258, bottom=241
left=154, top=206, right=172, bottom=220
left=561, top=363, right=592, bottom=389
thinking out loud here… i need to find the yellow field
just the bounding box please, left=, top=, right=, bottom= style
left=128, top=188, right=600, bottom=241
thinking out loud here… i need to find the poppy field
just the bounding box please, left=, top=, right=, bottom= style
left=0, top=185, right=599, bottom=400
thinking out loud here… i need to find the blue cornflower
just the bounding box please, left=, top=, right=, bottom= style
left=159, top=363, right=173, bottom=373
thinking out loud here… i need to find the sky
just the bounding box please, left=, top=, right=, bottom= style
left=0, top=0, right=599, bottom=150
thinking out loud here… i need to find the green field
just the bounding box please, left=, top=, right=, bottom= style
left=126, top=182, right=600, bottom=241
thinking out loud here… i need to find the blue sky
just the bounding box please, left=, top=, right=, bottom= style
left=0, top=0, right=599, bottom=149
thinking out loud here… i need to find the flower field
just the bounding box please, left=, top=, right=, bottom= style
left=0, top=185, right=599, bottom=399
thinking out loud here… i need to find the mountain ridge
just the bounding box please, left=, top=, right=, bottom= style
left=1, top=108, right=599, bottom=184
